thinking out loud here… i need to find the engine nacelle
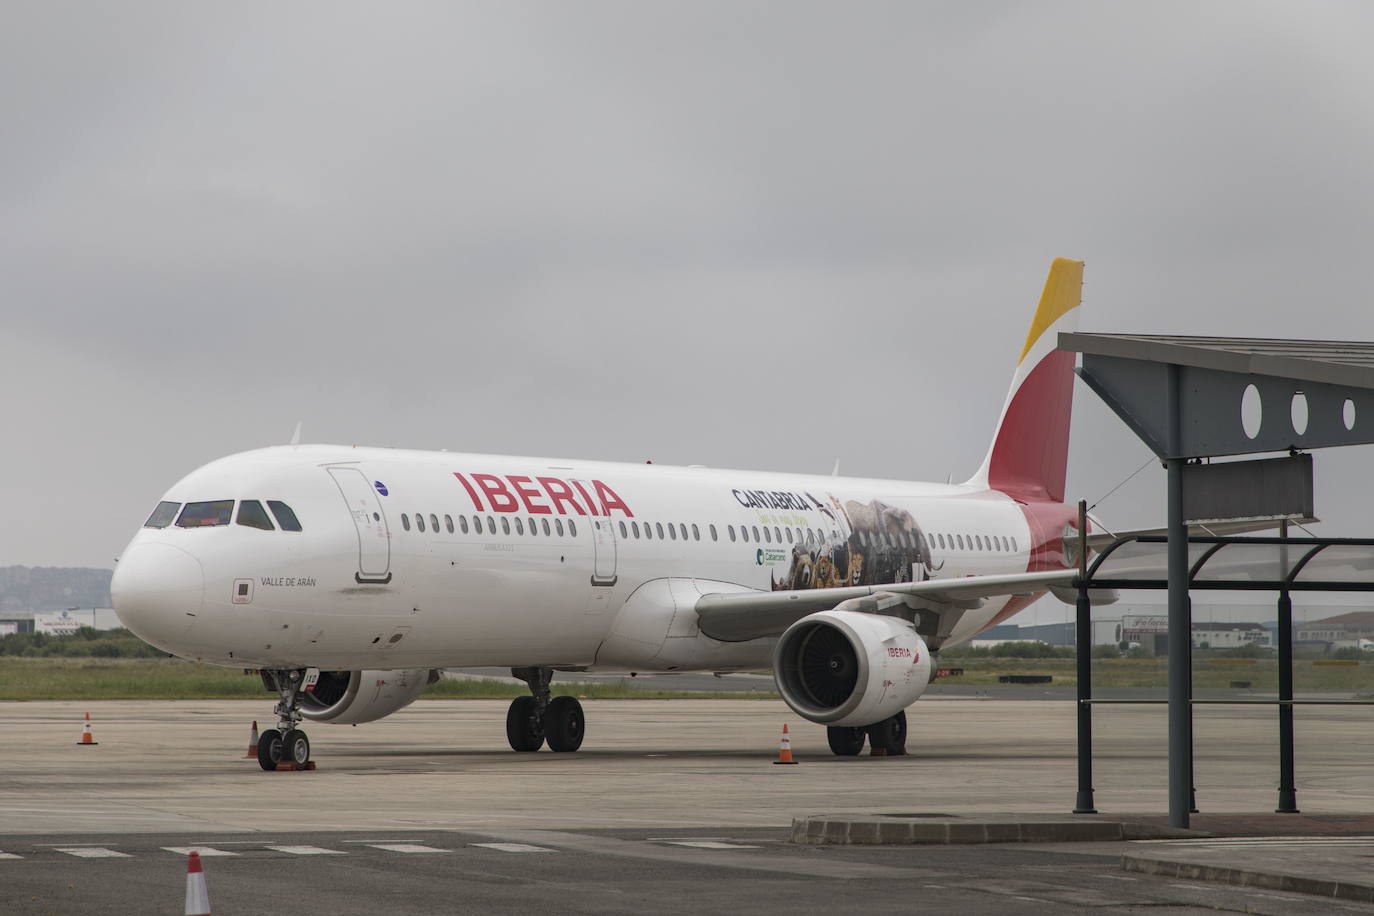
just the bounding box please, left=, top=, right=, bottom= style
left=772, top=611, right=931, bottom=727
left=297, top=669, right=437, bottom=724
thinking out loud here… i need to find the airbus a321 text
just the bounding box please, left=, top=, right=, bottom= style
left=113, top=258, right=1103, bottom=769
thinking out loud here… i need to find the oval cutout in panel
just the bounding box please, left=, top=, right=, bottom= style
left=1290, top=392, right=1309, bottom=435
left=1241, top=384, right=1263, bottom=439
left=1344, top=399, right=1357, bottom=431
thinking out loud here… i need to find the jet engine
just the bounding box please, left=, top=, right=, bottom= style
left=294, top=669, right=439, bottom=724
left=772, top=611, right=931, bottom=727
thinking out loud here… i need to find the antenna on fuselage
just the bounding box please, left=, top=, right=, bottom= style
left=831, top=459, right=840, bottom=477
left=290, top=421, right=303, bottom=448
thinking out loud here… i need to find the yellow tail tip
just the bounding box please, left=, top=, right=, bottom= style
left=1018, top=257, right=1084, bottom=364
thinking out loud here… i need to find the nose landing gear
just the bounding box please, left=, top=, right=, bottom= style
left=257, top=669, right=313, bottom=770
left=506, top=666, right=585, bottom=753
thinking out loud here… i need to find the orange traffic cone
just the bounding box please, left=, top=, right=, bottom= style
left=184, top=850, right=210, bottom=916
left=244, top=721, right=259, bottom=758
left=76, top=712, right=98, bottom=746
left=773, top=723, right=798, bottom=765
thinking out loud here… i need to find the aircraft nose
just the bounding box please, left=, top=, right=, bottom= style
left=111, top=542, right=205, bottom=645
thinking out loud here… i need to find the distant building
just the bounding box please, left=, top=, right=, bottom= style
left=1191, top=621, right=1270, bottom=649
left=1297, top=611, right=1374, bottom=644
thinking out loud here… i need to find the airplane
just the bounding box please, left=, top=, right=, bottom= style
left=112, top=257, right=1099, bottom=770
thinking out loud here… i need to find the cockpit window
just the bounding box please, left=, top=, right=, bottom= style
left=176, top=500, right=234, bottom=528
left=267, top=500, right=303, bottom=532
left=144, top=501, right=181, bottom=529
left=236, top=500, right=275, bottom=531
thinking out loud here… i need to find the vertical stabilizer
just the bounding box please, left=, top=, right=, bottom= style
left=964, top=258, right=1084, bottom=502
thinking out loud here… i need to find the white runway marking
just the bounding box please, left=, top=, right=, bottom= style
left=162, top=847, right=239, bottom=857
left=263, top=845, right=347, bottom=855
left=0, top=852, right=22, bottom=859
left=471, top=842, right=555, bottom=853
left=367, top=844, right=450, bottom=854
left=661, top=840, right=761, bottom=849
left=56, top=848, right=130, bottom=858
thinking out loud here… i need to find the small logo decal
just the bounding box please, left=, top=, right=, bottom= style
left=374, top=481, right=389, bottom=496
left=756, top=549, right=764, bottom=565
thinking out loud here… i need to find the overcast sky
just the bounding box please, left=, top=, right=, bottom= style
left=4, top=0, right=1373, bottom=616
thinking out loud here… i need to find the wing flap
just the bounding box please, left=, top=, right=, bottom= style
left=694, top=570, right=1075, bottom=642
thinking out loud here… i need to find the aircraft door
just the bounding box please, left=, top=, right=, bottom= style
left=327, top=467, right=392, bottom=584
left=588, top=517, right=618, bottom=587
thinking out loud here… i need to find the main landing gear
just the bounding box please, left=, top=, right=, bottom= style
left=506, top=666, right=585, bottom=753
left=258, top=669, right=312, bottom=770
left=826, top=710, right=907, bottom=757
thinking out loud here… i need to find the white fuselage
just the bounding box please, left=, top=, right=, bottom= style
left=112, top=445, right=1067, bottom=672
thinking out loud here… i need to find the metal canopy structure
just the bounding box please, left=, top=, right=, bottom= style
left=1058, top=332, right=1374, bottom=829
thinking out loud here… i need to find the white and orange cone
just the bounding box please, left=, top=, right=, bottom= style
left=773, top=723, right=798, bottom=765
left=184, top=850, right=210, bottom=916
left=244, top=721, right=259, bottom=758
left=76, top=712, right=98, bottom=746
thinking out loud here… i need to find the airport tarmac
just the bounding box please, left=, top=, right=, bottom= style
left=4, top=697, right=1373, bottom=913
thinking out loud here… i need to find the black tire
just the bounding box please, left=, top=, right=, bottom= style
left=506, top=695, right=545, bottom=752
left=281, top=728, right=310, bottom=766
left=257, top=728, right=283, bottom=771
left=867, top=710, right=908, bottom=756
left=545, top=696, right=585, bottom=752
left=826, top=725, right=866, bottom=756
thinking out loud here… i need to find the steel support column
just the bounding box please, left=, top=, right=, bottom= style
left=1074, top=501, right=1096, bottom=814
left=1276, top=589, right=1299, bottom=813
left=1166, top=364, right=1192, bottom=829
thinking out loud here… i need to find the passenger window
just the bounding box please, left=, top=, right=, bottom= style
left=556, top=519, right=565, bottom=536
left=692, top=524, right=700, bottom=541
left=474, top=516, right=483, bottom=534
left=763, top=527, right=771, bottom=543
left=143, top=501, right=181, bottom=529
left=656, top=523, right=665, bottom=539
left=427, top=513, right=437, bottom=533
left=710, top=524, right=718, bottom=541
left=569, top=521, right=577, bottom=537
left=773, top=526, right=781, bottom=543
left=416, top=514, right=426, bottom=533
left=514, top=517, right=524, bottom=535
left=752, top=526, right=761, bottom=542
left=937, top=534, right=945, bottom=549
left=669, top=524, right=677, bottom=540
left=679, top=523, right=688, bottom=540
left=487, top=515, right=495, bottom=533
left=501, top=517, right=511, bottom=536
left=445, top=514, right=454, bottom=534
left=785, top=528, right=793, bottom=544
left=1011, top=537, right=1018, bottom=552
left=529, top=518, right=537, bottom=536
left=728, top=525, right=736, bottom=542
left=644, top=522, right=652, bottom=540
left=956, top=535, right=964, bottom=549
left=632, top=521, right=640, bottom=538
left=176, top=500, right=234, bottom=528
left=741, top=526, right=749, bottom=543
left=236, top=500, right=275, bottom=531
left=542, top=518, right=551, bottom=536
left=620, top=521, right=628, bottom=538
left=806, top=530, right=815, bottom=545
left=401, top=514, right=411, bottom=531
left=460, top=515, right=470, bottom=534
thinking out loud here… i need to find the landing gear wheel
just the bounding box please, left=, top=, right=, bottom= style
left=827, top=725, right=866, bottom=756
left=257, top=728, right=284, bottom=771
left=506, top=695, right=545, bottom=752
left=545, top=696, right=585, bottom=752
left=281, top=728, right=310, bottom=767
left=867, top=710, right=908, bottom=756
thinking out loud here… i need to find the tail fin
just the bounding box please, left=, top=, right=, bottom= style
left=965, top=258, right=1084, bottom=503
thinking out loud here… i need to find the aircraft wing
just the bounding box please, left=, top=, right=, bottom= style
left=694, top=570, right=1076, bottom=643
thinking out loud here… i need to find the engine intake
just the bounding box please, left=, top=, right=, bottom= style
left=772, top=610, right=931, bottom=727
left=292, top=669, right=437, bottom=724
